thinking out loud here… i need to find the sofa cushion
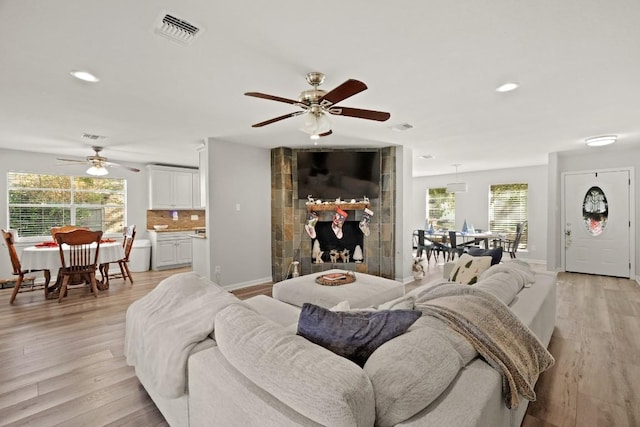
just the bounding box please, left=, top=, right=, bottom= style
left=297, top=303, right=421, bottom=367
left=448, top=253, right=492, bottom=285
left=363, top=322, right=463, bottom=427
left=215, top=304, right=375, bottom=427
left=467, top=246, right=503, bottom=265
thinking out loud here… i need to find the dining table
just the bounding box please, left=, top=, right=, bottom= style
left=417, top=230, right=505, bottom=249
left=20, top=241, right=125, bottom=299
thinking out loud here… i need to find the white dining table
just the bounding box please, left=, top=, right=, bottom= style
left=21, top=241, right=125, bottom=296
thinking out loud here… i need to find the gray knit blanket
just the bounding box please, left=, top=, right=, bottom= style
left=414, top=283, right=555, bottom=409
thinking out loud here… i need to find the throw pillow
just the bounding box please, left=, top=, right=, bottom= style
left=448, top=253, right=492, bottom=285
left=297, top=303, right=421, bottom=367
left=467, top=246, right=503, bottom=265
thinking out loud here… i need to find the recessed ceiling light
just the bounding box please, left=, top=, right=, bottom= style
left=496, top=82, right=519, bottom=93
left=585, top=135, right=617, bottom=147
left=70, top=70, right=100, bottom=83
left=419, top=154, right=434, bottom=160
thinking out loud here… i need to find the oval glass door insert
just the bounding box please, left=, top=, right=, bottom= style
left=582, top=186, right=608, bottom=236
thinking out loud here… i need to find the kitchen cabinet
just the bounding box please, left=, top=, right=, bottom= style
left=192, top=171, right=201, bottom=208
left=149, top=231, right=193, bottom=270
left=148, top=165, right=197, bottom=209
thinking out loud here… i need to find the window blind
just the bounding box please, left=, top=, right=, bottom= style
left=7, top=173, right=127, bottom=237
left=489, top=183, right=528, bottom=249
left=427, top=187, right=456, bottom=230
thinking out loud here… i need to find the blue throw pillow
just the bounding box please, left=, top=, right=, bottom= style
left=468, top=246, right=503, bottom=265
left=297, top=303, right=421, bottom=367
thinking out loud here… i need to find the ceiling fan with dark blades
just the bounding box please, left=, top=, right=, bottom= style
left=57, top=146, right=140, bottom=175
left=245, top=72, right=390, bottom=138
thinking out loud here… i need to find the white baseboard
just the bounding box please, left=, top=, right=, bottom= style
left=223, top=276, right=272, bottom=291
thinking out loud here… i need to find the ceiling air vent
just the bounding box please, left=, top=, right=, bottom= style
left=390, top=123, right=414, bottom=132
left=154, top=13, right=203, bottom=45
left=82, top=133, right=106, bottom=140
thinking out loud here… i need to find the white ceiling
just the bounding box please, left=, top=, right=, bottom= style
left=1, top=0, right=639, bottom=176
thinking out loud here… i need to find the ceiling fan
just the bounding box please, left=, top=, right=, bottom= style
left=57, top=146, right=141, bottom=176
left=245, top=72, right=391, bottom=139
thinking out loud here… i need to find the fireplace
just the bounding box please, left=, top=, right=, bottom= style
left=312, top=221, right=364, bottom=264
left=270, top=146, right=397, bottom=282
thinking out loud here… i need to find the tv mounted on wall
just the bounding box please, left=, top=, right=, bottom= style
left=296, top=150, right=380, bottom=200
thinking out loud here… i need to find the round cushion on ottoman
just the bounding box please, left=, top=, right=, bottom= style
left=272, top=269, right=405, bottom=309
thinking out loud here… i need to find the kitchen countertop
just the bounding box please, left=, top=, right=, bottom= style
left=147, top=227, right=205, bottom=232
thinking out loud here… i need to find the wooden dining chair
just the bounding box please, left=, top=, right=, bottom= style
left=55, top=229, right=103, bottom=303
left=2, top=229, right=51, bottom=304
left=51, top=225, right=89, bottom=242
left=100, top=225, right=136, bottom=285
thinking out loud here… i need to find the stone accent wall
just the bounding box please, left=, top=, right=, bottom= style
left=271, top=146, right=396, bottom=282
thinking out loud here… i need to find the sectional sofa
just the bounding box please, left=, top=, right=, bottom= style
left=125, top=259, right=556, bottom=426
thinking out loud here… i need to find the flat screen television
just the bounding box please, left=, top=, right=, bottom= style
left=296, top=150, right=380, bottom=200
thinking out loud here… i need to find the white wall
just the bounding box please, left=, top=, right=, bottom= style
left=0, top=148, right=148, bottom=279
left=411, top=165, right=548, bottom=262
left=395, top=146, right=415, bottom=282
left=205, top=139, right=272, bottom=289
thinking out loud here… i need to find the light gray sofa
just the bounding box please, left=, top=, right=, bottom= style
left=126, top=262, right=556, bottom=427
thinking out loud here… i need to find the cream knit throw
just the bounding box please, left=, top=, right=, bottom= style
left=415, top=283, right=555, bottom=409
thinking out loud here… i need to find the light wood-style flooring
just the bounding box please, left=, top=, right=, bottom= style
left=0, top=263, right=638, bottom=426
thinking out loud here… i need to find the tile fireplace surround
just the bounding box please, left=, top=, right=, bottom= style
left=271, top=147, right=396, bottom=282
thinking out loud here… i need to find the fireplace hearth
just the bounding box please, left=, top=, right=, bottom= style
left=312, top=221, right=363, bottom=263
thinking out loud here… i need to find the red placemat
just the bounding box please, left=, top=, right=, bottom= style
left=35, top=242, right=58, bottom=248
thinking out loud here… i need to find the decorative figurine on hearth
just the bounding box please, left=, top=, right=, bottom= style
left=353, top=245, right=363, bottom=263
left=329, top=249, right=339, bottom=263
left=312, top=240, right=321, bottom=261
left=331, top=208, right=348, bottom=239
left=340, top=249, right=350, bottom=263
left=315, top=250, right=324, bottom=264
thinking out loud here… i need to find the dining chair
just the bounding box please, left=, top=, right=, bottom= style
left=55, top=229, right=103, bottom=303
left=101, top=225, right=136, bottom=285
left=504, top=222, right=526, bottom=259
left=2, top=229, right=52, bottom=304
left=414, top=230, right=432, bottom=262
left=51, top=225, right=90, bottom=242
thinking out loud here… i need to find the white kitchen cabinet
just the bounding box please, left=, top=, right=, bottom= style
left=192, top=171, right=201, bottom=208
left=149, top=231, right=193, bottom=270
left=148, top=165, right=197, bottom=209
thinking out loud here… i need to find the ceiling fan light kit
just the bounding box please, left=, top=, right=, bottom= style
left=86, top=165, right=109, bottom=176
left=245, top=72, right=390, bottom=139
left=57, top=146, right=141, bottom=175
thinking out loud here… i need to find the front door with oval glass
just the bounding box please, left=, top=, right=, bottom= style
left=564, top=170, right=630, bottom=278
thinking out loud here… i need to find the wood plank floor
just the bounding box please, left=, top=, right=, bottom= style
left=0, top=263, right=638, bottom=426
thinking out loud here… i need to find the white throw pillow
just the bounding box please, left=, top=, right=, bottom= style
left=448, top=253, right=492, bottom=285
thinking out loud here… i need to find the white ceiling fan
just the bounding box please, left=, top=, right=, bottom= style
left=57, top=146, right=140, bottom=176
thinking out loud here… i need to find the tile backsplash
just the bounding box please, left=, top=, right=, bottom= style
left=146, top=210, right=206, bottom=230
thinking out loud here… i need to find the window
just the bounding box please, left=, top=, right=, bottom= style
left=489, top=183, right=528, bottom=249
left=427, top=187, right=455, bottom=230
left=7, top=173, right=126, bottom=237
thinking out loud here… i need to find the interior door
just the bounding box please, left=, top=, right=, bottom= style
left=564, top=170, right=630, bottom=277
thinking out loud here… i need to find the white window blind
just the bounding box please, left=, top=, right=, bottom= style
left=427, top=187, right=456, bottom=230
left=489, top=183, right=528, bottom=249
left=7, top=173, right=126, bottom=237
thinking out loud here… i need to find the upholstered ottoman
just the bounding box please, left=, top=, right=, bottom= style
left=272, top=269, right=405, bottom=309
